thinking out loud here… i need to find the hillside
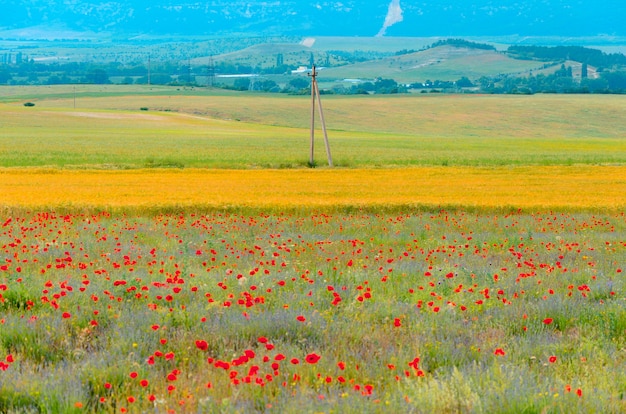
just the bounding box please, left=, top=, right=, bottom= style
left=2, top=35, right=626, bottom=94
left=1, top=1, right=624, bottom=39
left=319, top=46, right=543, bottom=83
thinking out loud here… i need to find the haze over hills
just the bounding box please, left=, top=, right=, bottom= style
left=1, top=0, right=624, bottom=39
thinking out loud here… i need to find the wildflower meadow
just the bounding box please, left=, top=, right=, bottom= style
left=0, top=210, right=624, bottom=413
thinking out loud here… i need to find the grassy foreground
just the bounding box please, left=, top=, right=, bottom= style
left=0, top=211, right=625, bottom=413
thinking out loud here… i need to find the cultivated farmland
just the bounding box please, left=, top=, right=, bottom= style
left=0, top=86, right=625, bottom=413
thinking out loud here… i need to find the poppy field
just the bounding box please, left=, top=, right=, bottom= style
left=0, top=210, right=624, bottom=413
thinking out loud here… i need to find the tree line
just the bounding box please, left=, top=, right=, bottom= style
left=1, top=44, right=625, bottom=94
left=507, top=45, right=626, bottom=69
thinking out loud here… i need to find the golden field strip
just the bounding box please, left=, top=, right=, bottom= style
left=1, top=166, right=625, bottom=211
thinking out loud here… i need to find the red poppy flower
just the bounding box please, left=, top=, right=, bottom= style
left=494, top=348, right=506, bottom=356
left=408, top=357, right=420, bottom=369
left=305, top=353, right=321, bottom=364
left=195, top=340, right=209, bottom=351
left=549, top=356, right=557, bottom=363
left=543, top=318, right=553, bottom=325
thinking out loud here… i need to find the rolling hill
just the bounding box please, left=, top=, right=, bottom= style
left=1, top=1, right=624, bottom=39
left=318, top=46, right=544, bottom=83
left=194, top=41, right=574, bottom=85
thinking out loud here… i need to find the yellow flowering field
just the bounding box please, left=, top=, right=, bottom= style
left=1, top=166, right=625, bottom=211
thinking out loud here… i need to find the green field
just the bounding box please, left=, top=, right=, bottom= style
left=2, top=85, right=626, bottom=169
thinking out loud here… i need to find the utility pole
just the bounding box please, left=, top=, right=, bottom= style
left=187, top=58, right=192, bottom=84
left=207, top=55, right=215, bottom=87
left=147, top=54, right=151, bottom=86
left=308, top=65, right=333, bottom=167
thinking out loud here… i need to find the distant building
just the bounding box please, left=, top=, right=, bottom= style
left=291, top=66, right=326, bottom=74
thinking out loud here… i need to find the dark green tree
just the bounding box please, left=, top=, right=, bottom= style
left=374, top=78, right=398, bottom=94
left=602, top=71, right=626, bottom=91
left=456, top=76, right=474, bottom=87
left=288, top=77, right=309, bottom=90
left=84, top=69, right=110, bottom=84
left=233, top=78, right=251, bottom=91
left=255, top=79, right=278, bottom=92
left=0, top=68, right=11, bottom=84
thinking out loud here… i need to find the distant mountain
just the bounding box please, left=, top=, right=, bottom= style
left=1, top=1, right=624, bottom=39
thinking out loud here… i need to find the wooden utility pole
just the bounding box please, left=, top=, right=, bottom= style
left=308, top=65, right=333, bottom=167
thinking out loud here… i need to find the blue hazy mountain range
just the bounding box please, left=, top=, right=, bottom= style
left=2, top=1, right=624, bottom=38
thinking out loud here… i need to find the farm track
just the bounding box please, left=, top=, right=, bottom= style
left=1, top=166, right=625, bottom=211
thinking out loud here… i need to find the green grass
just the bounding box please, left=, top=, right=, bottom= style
left=1, top=85, right=626, bottom=169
